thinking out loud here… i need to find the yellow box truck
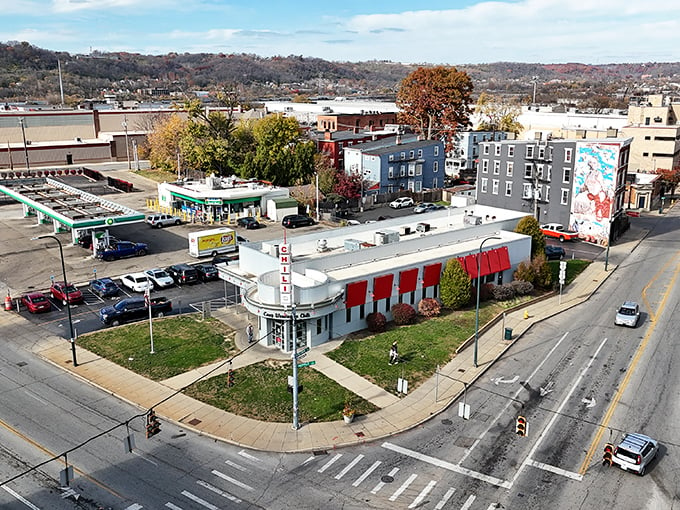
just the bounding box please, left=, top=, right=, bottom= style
left=188, top=227, right=237, bottom=257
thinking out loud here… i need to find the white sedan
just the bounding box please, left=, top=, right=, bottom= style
left=120, top=272, right=153, bottom=293
left=144, top=268, right=174, bottom=289
left=389, top=197, right=415, bottom=209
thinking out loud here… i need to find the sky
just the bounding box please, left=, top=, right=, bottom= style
left=1, top=0, right=679, bottom=64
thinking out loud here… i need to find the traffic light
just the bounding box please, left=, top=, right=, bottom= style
left=227, top=368, right=235, bottom=388
left=602, top=443, right=614, bottom=467
left=146, top=410, right=161, bottom=438
left=515, top=416, right=527, bottom=437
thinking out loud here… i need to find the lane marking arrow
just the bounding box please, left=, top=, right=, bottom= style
left=581, top=397, right=596, bottom=408
left=540, top=381, right=554, bottom=397
left=490, top=375, right=519, bottom=386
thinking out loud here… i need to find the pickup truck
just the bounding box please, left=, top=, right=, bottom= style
left=99, top=296, right=172, bottom=326
left=96, top=241, right=148, bottom=261
left=540, top=223, right=579, bottom=242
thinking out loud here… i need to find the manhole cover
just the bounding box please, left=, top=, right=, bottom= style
left=16, top=362, right=27, bottom=367
left=187, top=418, right=202, bottom=426
left=312, top=450, right=328, bottom=456
left=441, top=419, right=453, bottom=426
left=381, top=475, right=394, bottom=483
left=355, top=431, right=365, bottom=437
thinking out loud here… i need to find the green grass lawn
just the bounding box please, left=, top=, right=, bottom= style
left=133, top=168, right=178, bottom=183
left=78, top=316, right=238, bottom=380
left=548, top=258, right=590, bottom=286
left=185, top=361, right=379, bottom=423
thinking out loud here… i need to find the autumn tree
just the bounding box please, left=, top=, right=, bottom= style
left=476, top=92, right=524, bottom=135
left=333, top=170, right=361, bottom=200
left=241, top=114, right=315, bottom=185
left=146, top=113, right=188, bottom=172
left=396, top=66, right=474, bottom=151
left=514, top=215, right=545, bottom=257
left=440, top=258, right=472, bottom=309
left=656, top=165, right=680, bottom=193
left=314, top=153, right=338, bottom=195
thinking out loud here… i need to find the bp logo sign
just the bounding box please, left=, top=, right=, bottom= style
left=105, top=218, right=114, bottom=226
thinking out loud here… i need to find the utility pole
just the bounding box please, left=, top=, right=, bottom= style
left=122, top=115, right=131, bottom=170
left=18, top=118, right=30, bottom=173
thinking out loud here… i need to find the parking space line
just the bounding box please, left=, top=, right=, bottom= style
left=511, top=337, right=608, bottom=486
left=527, top=459, right=583, bottom=481
left=382, top=442, right=511, bottom=489
left=2, top=486, right=40, bottom=510
left=459, top=331, right=571, bottom=465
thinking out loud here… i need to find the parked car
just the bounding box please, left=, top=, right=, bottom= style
left=282, top=214, right=315, bottom=228
left=611, top=433, right=658, bottom=476
left=237, top=216, right=261, bottom=229
left=20, top=292, right=51, bottom=313
left=414, top=202, right=445, bottom=213
left=615, top=301, right=640, bottom=327
left=389, top=197, right=415, bottom=209
left=144, top=268, right=175, bottom=289
left=193, top=263, right=219, bottom=281
left=146, top=213, right=182, bottom=228
left=90, top=278, right=120, bottom=298
left=544, top=245, right=566, bottom=260
left=50, top=281, right=84, bottom=304
left=540, top=223, right=579, bottom=242
left=99, top=296, right=172, bottom=327
left=96, top=241, right=149, bottom=261
left=165, top=263, right=199, bottom=285
left=211, top=254, right=231, bottom=266
left=120, top=272, right=154, bottom=293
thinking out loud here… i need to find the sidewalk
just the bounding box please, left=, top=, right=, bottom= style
left=8, top=224, right=647, bottom=453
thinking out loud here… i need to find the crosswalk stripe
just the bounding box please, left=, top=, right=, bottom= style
left=211, top=469, right=254, bottom=491
left=225, top=459, right=248, bottom=472
left=181, top=490, right=219, bottom=510
left=165, top=503, right=183, bottom=510
left=335, top=454, right=364, bottom=480
left=197, top=480, right=242, bottom=503
left=353, top=460, right=381, bottom=487
left=318, top=453, right=343, bottom=473
left=302, top=455, right=316, bottom=465
left=461, top=494, right=476, bottom=510
left=434, top=487, right=456, bottom=510
left=409, top=480, right=436, bottom=509
left=371, top=467, right=399, bottom=494
left=237, top=450, right=261, bottom=462
left=389, top=473, right=417, bottom=501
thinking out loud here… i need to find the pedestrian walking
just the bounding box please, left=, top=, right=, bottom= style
left=246, top=322, right=254, bottom=344
left=389, top=341, right=399, bottom=365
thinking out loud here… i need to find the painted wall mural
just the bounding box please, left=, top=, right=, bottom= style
left=569, top=142, right=620, bottom=246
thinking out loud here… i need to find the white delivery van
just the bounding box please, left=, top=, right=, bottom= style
left=188, top=227, right=237, bottom=258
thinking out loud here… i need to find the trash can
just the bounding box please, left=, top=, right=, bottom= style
left=504, top=327, right=513, bottom=340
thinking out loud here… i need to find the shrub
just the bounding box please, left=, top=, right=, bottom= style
left=509, top=280, right=534, bottom=296
left=480, top=282, right=496, bottom=301
left=418, top=298, right=441, bottom=317
left=515, top=215, right=546, bottom=257
left=440, top=258, right=472, bottom=309
left=391, top=303, right=417, bottom=325
left=532, top=253, right=553, bottom=289
left=491, top=283, right=516, bottom=301
left=366, top=312, right=387, bottom=333
left=514, top=260, right=536, bottom=284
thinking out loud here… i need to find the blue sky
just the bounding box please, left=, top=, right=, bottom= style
left=2, top=0, right=678, bottom=64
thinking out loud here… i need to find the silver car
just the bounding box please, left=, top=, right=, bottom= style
left=615, top=301, right=640, bottom=327
left=612, top=433, right=658, bottom=476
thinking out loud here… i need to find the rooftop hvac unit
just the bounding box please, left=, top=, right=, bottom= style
left=269, top=244, right=280, bottom=257
left=344, top=239, right=362, bottom=252
left=317, top=239, right=328, bottom=252
left=416, top=222, right=430, bottom=233
left=463, top=215, right=482, bottom=226
left=374, top=230, right=400, bottom=245
left=399, top=226, right=411, bottom=236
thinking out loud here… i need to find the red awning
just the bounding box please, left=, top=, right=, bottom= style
left=398, top=268, right=419, bottom=294
left=345, top=280, right=368, bottom=308
left=423, top=262, right=443, bottom=287
left=372, top=274, right=394, bottom=301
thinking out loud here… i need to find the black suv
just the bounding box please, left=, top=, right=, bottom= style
left=99, top=297, right=172, bottom=326
left=545, top=245, right=566, bottom=260
left=165, top=263, right=199, bottom=285
left=193, top=263, right=219, bottom=281
left=282, top=214, right=315, bottom=228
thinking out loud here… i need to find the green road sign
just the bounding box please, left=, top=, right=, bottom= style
left=297, top=347, right=310, bottom=355
left=297, top=361, right=316, bottom=368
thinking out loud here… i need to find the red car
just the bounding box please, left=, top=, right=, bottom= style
left=21, top=292, right=52, bottom=313
left=50, top=281, right=84, bottom=304
left=540, top=223, right=579, bottom=242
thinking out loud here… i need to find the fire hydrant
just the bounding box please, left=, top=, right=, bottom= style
left=523, top=309, right=529, bottom=320
left=4, top=291, right=12, bottom=311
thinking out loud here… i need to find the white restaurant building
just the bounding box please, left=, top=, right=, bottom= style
left=219, top=206, right=531, bottom=353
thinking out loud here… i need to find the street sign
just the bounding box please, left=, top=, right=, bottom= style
left=297, top=351, right=308, bottom=360
left=298, top=347, right=310, bottom=356
left=297, top=361, right=316, bottom=368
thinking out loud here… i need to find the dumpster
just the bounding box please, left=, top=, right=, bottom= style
left=504, top=327, right=513, bottom=340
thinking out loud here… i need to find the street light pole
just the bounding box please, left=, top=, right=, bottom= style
left=32, top=234, right=77, bottom=367
left=19, top=118, right=30, bottom=173
left=315, top=172, right=320, bottom=221
left=122, top=115, right=131, bottom=170
left=474, top=236, right=501, bottom=368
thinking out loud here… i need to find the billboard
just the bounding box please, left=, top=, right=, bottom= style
left=569, top=142, right=620, bottom=246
